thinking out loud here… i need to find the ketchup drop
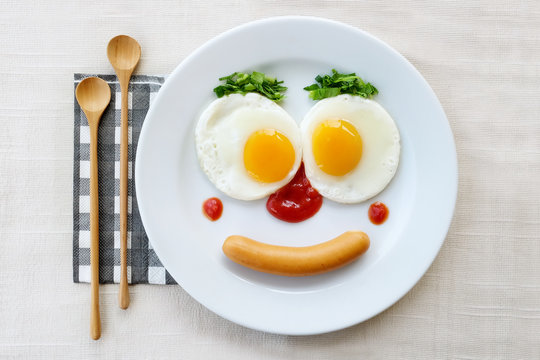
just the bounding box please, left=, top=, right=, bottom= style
left=266, top=163, right=323, bottom=223
left=368, top=201, right=389, bottom=225
left=202, top=197, right=223, bottom=221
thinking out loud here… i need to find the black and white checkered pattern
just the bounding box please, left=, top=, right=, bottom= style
left=73, top=74, right=176, bottom=285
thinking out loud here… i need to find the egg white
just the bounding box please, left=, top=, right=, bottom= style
left=195, top=93, right=302, bottom=201
left=301, top=94, right=401, bottom=204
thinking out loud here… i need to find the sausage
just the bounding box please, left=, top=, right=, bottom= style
left=222, top=231, right=370, bottom=276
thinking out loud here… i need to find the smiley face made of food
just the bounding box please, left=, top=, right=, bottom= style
left=194, top=71, right=399, bottom=276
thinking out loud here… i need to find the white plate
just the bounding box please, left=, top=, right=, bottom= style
left=135, top=16, right=457, bottom=335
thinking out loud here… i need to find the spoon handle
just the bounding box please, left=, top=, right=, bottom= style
left=119, top=78, right=130, bottom=310
left=89, top=123, right=101, bottom=340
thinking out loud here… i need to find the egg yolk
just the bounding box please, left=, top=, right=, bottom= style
left=244, top=129, right=295, bottom=183
left=312, top=119, right=362, bottom=176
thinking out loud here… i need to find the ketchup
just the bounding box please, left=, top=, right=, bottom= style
left=368, top=201, right=389, bottom=225
left=202, top=197, right=223, bottom=221
left=266, top=163, right=323, bottom=223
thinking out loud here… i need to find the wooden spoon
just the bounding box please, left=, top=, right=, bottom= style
left=75, top=77, right=111, bottom=340
left=107, top=35, right=141, bottom=310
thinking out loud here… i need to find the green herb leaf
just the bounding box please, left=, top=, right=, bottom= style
left=213, top=71, right=287, bottom=102
left=304, top=69, right=378, bottom=100
left=251, top=71, right=265, bottom=84
left=303, top=84, right=320, bottom=91
left=308, top=88, right=341, bottom=100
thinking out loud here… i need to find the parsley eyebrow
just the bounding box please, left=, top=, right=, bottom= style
left=303, top=69, right=378, bottom=100
left=213, top=71, right=287, bottom=102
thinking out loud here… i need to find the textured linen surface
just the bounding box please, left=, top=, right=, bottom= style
left=1, top=1, right=539, bottom=359
left=73, top=74, right=176, bottom=285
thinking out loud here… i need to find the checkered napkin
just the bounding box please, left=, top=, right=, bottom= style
left=73, top=74, right=176, bottom=285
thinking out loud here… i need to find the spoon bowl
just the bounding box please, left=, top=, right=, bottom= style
left=107, top=35, right=141, bottom=71
left=76, top=77, right=111, bottom=120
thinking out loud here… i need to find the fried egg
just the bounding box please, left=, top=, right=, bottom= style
left=195, top=93, right=302, bottom=201
left=301, top=94, right=400, bottom=203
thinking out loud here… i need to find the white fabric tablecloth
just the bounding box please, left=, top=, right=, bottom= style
left=1, top=1, right=539, bottom=358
